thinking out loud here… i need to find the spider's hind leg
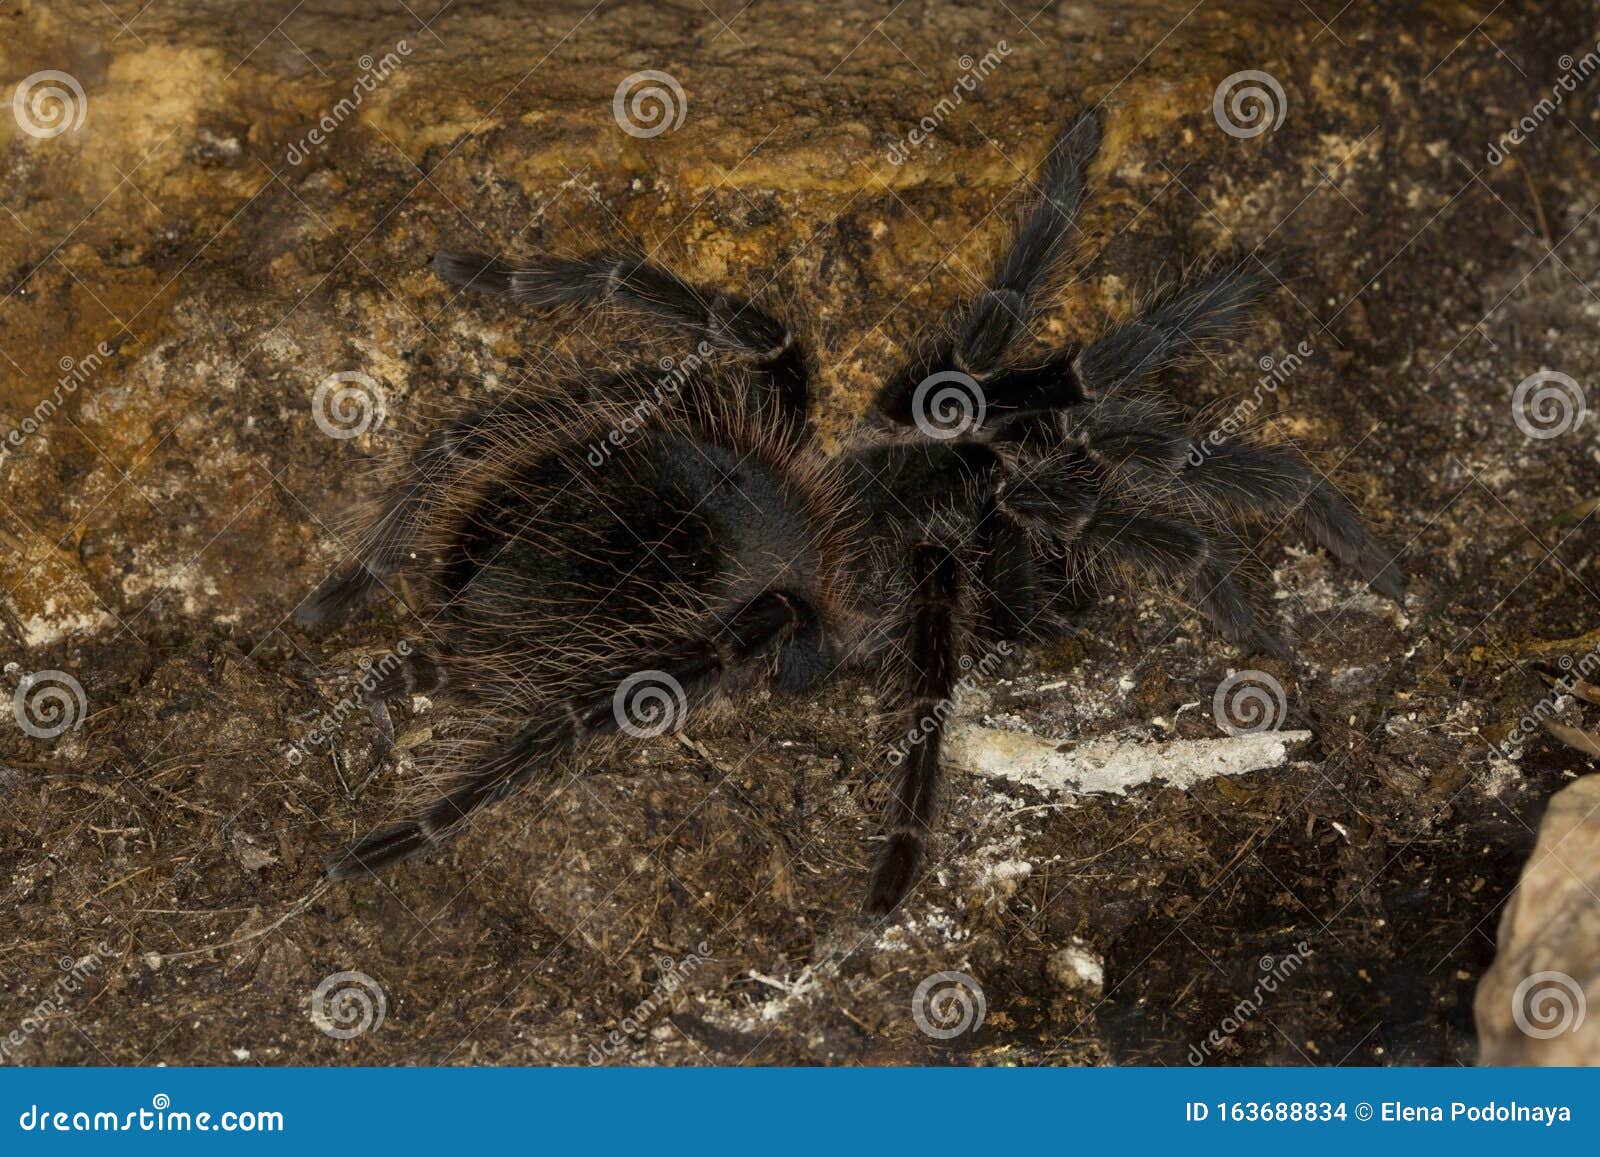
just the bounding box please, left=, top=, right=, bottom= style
left=433, top=249, right=810, bottom=437
left=327, top=591, right=820, bottom=879
left=867, top=543, right=968, bottom=915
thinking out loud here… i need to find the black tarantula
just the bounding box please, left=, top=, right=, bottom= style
left=301, top=110, right=1404, bottom=914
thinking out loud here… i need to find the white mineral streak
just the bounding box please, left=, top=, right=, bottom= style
left=946, top=722, right=1313, bottom=796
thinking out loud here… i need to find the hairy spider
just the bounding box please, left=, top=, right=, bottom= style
left=301, top=110, right=1404, bottom=914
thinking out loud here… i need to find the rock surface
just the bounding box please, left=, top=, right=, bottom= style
left=1475, top=774, right=1600, bottom=1065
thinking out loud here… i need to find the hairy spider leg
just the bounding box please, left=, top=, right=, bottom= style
left=328, top=590, right=818, bottom=878
left=432, top=249, right=810, bottom=439
left=874, top=110, right=1100, bottom=428
left=866, top=545, right=965, bottom=914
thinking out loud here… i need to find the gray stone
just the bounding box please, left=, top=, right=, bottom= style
left=1475, top=775, right=1600, bottom=1065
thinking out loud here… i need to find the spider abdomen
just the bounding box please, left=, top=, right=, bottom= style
left=414, top=417, right=837, bottom=699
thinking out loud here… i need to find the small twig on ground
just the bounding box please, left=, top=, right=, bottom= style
left=151, top=879, right=333, bottom=965
left=78, top=865, right=156, bottom=909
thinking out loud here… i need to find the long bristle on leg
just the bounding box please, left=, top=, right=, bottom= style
left=327, top=591, right=816, bottom=880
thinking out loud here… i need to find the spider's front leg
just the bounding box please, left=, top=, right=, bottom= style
left=1074, top=507, right=1292, bottom=659
left=1064, top=396, right=1406, bottom=606
left=874, top=109, right=1101, bottom=431
left=997, top=449, right=1291, bottom=657
left=874, top=102, right=1284, bottom=441
left=1175, top=441, right=1406, bottom=603
left=866, top=544, right=967, bottom=914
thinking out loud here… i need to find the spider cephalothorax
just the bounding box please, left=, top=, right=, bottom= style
left=301, top=110, right=1403, bottom=914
